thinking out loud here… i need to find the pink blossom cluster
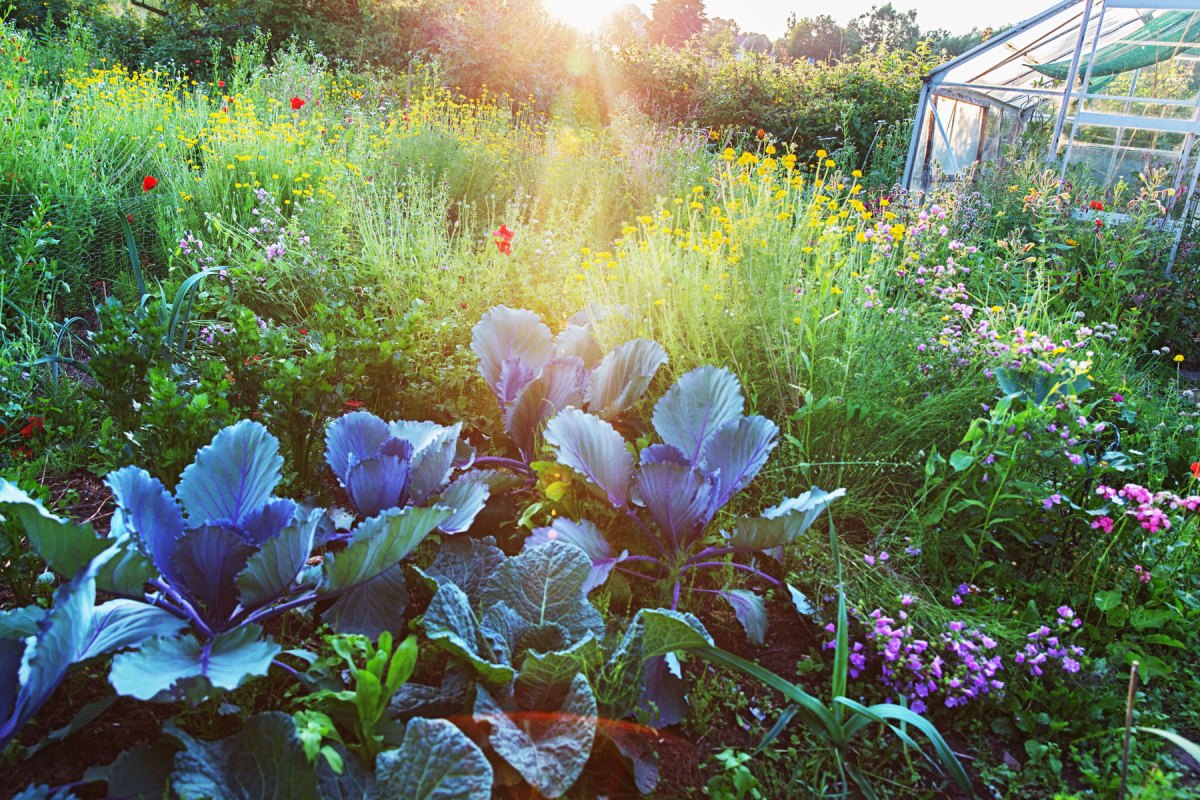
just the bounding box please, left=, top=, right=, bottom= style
left=1095, top=483, right=1200, bottom=534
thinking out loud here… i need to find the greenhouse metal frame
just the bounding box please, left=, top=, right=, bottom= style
left=902, top=0, right=1200, bottom=235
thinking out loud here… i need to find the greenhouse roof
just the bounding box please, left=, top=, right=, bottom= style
left=928, top=0, right=1200, bottom=109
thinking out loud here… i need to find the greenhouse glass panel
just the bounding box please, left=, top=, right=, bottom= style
left=903, top=0, right=1200, bottom=230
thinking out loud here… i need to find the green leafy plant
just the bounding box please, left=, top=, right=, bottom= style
left=705, top=748, right=765, bottom=800
left=296, top=631, right=418, bottom=767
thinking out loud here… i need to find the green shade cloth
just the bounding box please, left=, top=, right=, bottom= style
left=1031, top=10, right=1200, bottom=86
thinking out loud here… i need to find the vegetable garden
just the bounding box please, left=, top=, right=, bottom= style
left=1, top=13, right=1199, bottom=800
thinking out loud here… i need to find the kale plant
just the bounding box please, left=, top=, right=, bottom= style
left=417, top=537, right=714, bottom=795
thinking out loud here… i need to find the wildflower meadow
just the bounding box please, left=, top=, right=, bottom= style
left=0, top=3, right=1198, bottom=799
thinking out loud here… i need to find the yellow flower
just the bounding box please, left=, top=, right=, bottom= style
left=824, top=159, right=836, bottom=168
left=830, top=286, right=843, bottom=295
left=816, top=149, right=827, bottom=158
left=1175, top=354, right=1185, bottom=363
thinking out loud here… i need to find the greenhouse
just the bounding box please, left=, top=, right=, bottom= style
left=903, top=0, right=1200, bottom=223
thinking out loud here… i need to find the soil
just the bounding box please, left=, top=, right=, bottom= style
left=5, top=669, right=169, bottom=799
left=41, top=469, right=113, bottom=535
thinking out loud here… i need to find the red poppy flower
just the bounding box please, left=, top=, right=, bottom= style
left=298, top=327, right=308, bottom=335
left=1191, top=461, right=1200, bottom=480
left=142, top=175, right=158, bottom=192
left=290, top=96, right=305, bottom=110
left=755, top=128, right=765, bottom=140
left=218, top=80, right=225, bottom=88
left=126, top=213, right=134, bottom=223
left=344, top=400, right=364, bottom=409
left=493, top=224, right=514, bottom=255
left=1089, top=200, right=1104, bottom=211
left=19, top=416, right=44, bottom=439
left=16, top=56, right=25, bottom=63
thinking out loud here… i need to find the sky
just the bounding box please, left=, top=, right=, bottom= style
left=542, top=0, right=1058, bottom=38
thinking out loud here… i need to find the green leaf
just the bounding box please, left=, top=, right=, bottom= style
left=109, top=626, right=280, bottom=702
left=639, top=608, right=714, bottom=659
left=84, top=739, right=178, bottom=800
left=475, top=674, right=597, bottom=799
left=1093, top=590, right=1122, bottom=612
left=416, top=535, right=506, bottom=606
left=1130, top=606, right=1176, bottom=631
left=1142, top=633, right=1185, bottom=648
left=836, top=698, right=974, bottom=796
left=424, top=582, right=515, bottom=686
left=948, top=450, right=974, bottom=472
left=480, top=542, right=604, bottom=640
left=516, top=634, right=602, bottom=710
left=322, top=565, right=410, bottom=639
left=373, top=718, right=492, bottom=800
left=170, top=713, right=319, bottom=800
left=0, top=480, right=110, bottom=580
left=1130, top=653, right=1171, bottom=682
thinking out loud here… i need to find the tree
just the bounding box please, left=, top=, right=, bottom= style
left=783, top=15, right=861, bottom=62
left=737, top=32, right=772, bottom=54
left=849, top=3, right=921, bottom=52
left=699, top=16, right=738, bottom=56
left=649, top=0, right=706, bottom=47
left=600, top=3, right=651, bottom=48
left=928, top=26, right=999, bottom=58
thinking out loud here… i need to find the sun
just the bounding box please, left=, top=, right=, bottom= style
left=541, top=0, right=642, bottom=33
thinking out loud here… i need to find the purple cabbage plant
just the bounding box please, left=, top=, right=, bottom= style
left=537, top=365, right=843, bottom=645
left=469, top=305, right=843, bottom=645
left=0, top=416, right=485, bottom=722
left=469, top=305, right=668, bottom=472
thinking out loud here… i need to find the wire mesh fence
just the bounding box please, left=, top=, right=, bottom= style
left=0, top=191, right=177, bottom=308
